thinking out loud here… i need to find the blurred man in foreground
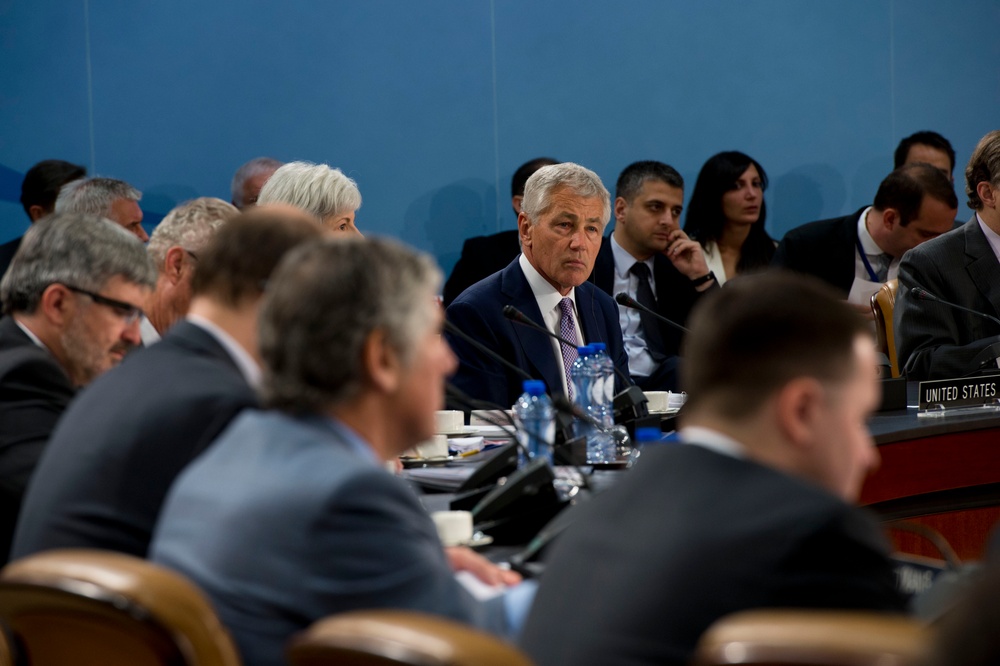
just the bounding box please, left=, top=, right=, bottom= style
left=521, top=272, right=907, bottom=666
left=151, top=236, right=522, bottom=666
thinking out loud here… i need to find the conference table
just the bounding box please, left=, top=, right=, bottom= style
left=861, top=383, right=1000, bottom=562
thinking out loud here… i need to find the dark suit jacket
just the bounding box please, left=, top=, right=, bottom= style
left=445, top=257, right=630, bottom=409
left=588, top=239, right=713, bottom=359
left=150, top=410, right=505, bottom=666
left=895, top=216, right=1000, bottom=380
left=442, top=229, right=521, bottom=306
left=0, top=315, right=75, bottom=562
left=772, top=207, right=867, bottom=296
left=0, top=236, right=22, bottom=280
left=12, top=321, right=257, bottom=560
left=520, top=444, right=907, bottom=666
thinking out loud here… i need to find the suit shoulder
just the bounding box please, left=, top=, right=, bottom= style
left=782, top=214, right=854, bottom=245
left=0, top=347, right=73, bottom=397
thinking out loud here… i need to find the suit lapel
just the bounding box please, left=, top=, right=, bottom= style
left=500, top=262, right=564, bottom=396
left=964, top=216, right=1000, bottom=317
left=836, top=211, right=865, bottom=293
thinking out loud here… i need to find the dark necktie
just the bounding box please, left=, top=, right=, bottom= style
left=558, top=298, right=580, bottom=398
left=629, top=262, right=667, bottom=361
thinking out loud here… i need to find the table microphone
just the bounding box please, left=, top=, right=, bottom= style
left=501, top=305, right=634, bottom=388
left=443, top=319, right=532, bottom=382
left=909, top=286, right=1000, bottom=328
left=614, top=293, right=690, bottom=334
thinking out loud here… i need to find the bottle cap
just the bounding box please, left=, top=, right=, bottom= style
left=591, top=342, right=607, bottom=352
left=522, top=379, right=547, bottom=396
left=634, top=427, right=663, bottom=443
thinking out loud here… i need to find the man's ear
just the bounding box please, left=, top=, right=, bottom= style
left=613, top=196, right=628, bottom=223
left=164, top=246, right=187, bottom=285
left=37, top=283, right=75, bottom=327
left=881, top=207, right=899, bottom=230
left=362, top=328, right=400, bottom=394
left=773, top=377, right=824, bottom=450
left=27, top=205, right=47, bottom=222
left=517, top=212, right=533, bottom=248
left=978, top=181, right=997, bottom=209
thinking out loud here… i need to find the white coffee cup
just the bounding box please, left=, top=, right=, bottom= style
left=643, top=391, right=669, bottom=413
left=431, top=510, right=473, bottom=547
left=667, top=391, right=687, bottom=409
left=412, top=434, right=449, bottom=459
left=435, top=410, right=465, bottom=434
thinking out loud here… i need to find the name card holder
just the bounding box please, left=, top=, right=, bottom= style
left=917, top=373, right=1000, bottom=418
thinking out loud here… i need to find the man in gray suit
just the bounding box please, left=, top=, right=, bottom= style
left=896, top=130, right=1000, bottom=380
left=150, top=236, right=523, bottom=666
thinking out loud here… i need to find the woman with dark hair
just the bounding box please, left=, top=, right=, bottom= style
left=684, top=151, right=775, bottom=285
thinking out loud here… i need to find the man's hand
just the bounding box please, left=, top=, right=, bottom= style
left=445, top=546, right=522, bottom=586
left=663, top=230, right=711, bottom=282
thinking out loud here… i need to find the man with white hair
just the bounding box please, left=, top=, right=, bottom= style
left=446, top=162, right=630, bottom=408
left=0, top=213, right=155, bottom=561
left=140, top=197, right=239, bottom=345
left=55, top=177, right=149, bottom=242
left=230, top=157, right=283, bottom=209
left=257, top=161, right=363, bottom=235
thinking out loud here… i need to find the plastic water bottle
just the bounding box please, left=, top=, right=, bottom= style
left=589, top=342, right=615, bottom=428
left=514, top=380, right=555, bottom=466
left=570, top=346, right=615, bottom=463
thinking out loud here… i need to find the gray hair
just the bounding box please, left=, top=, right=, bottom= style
left=1, top=213, right=156, bottom=315
left=521, top=162, right=611, bottom=224
left=54, top=177, right=141, bottom=216
left=256, top=161, right=362, bottom=221
left=231, top=157, right=283, bottom=208
left=966, top=130, right=1000, bottom=211
left=259, top=236, right=441, bottom=412
left=147, top=197, right=238, bottom=267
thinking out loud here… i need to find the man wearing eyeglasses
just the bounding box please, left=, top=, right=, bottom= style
left=0, top=213, right=155, bottom=562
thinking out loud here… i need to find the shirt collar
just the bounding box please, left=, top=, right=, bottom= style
left=679, top=425, right=747, bottom=459
left=139, top=316, right=161, bottom=346
left=856, top=207, right=885, bottom=256
left=610, top=233, right=655, bottom=280
left=185, top=314, right=262, bottom=388
left=319, top=415, right=382, bottom=467
left=12, top=317, right=47, bottom=350
left=519, top=252, right=576, bottom=314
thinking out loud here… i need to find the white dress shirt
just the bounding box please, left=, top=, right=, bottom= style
left=518, top=253, right=585, bottom=396
left=185, top=314, right=262, bottom=389
left=609, top=235, right=658, bottom=378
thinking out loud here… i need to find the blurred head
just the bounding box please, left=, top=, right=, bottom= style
left=682, top=272, right=879, bottom=501
left=519, top=163, right=610, bottom=295
left=257, top=161, right=362, bottom=236
left=1, top=213, right=156, bottom=385
left=966, top=130, right=1000, bottom=217
left=613, top=160, right=685, bottom=260
left=190, top=207, right=323, bottom=310
left=145, top=197, right=239, bottom=332
left=684, top=151, right=774, bottom=271
left=871, top=162, right=958, bottom=257
left=230, top=157, right=283, bottom=209
left=259, top=237, right=453, bottom=453
left=20, top=159, right=86, bottom=222
left=894, top=130, right=955, bottom=181
left=55, top=177, right=147, bottom=242
left=511, top=157, right=559, bottom=215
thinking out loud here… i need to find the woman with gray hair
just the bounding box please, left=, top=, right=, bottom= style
left=256, top=161, right=362, bottom=235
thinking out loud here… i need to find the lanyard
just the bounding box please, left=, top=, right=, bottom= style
left=855, top=234, right=881, bottom=282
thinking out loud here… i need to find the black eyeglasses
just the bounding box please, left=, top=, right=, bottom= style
left=61, top=284, right=144, bottom=325
left=185, top=249, right=199, bottom=261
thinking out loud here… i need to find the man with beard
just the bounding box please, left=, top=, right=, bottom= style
left=0, top=213, right=154, bottom=561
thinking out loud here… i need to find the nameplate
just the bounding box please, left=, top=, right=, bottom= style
left=917, top=374, right=1000, bottom=414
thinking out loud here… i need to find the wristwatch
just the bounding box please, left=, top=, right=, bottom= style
left=690, top=271, right=716, bottom=287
